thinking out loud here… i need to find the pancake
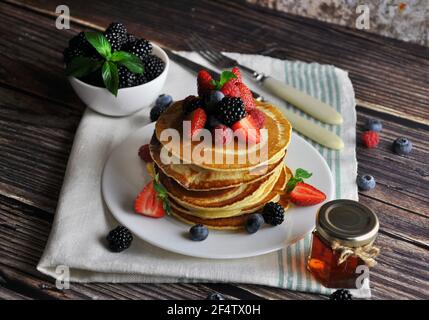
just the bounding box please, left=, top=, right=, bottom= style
left=155, top=100, right=292, bottom=171
left=150, top=134, right=287, bottom=190
left=168, top=165, right=291, bottom=220
left=159, top=162, right=284, bottom=213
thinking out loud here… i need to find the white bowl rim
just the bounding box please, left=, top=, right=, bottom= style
left=69, top=42, right=170, bottom=91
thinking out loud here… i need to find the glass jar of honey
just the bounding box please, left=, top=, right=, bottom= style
left=307, top=200, right=379, bottom=289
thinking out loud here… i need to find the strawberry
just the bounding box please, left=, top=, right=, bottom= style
left=134, top=181, right=165, bottom=218
left=197, top=70, right=214, bottom=96
left=231, top=67, right=242, bottom=83
left=231, top=115, right=260, bottom=144
left=248, top=108, right=265, bottom=129
left=236, top=82, right=256, bottom=112
left=361, top=131, right=379, bottom=148
left=138, top=144, right=152, bottom=163
left=212, top=124, right=233, bottom=145
left=221, top=80, right=240, bottom=97
left=289, top=182, right=326, bottom=206
left=188, top=107, right=207, bottom=139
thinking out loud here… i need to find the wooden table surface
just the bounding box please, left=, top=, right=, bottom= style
left=0, top=0, right=428, bottom=300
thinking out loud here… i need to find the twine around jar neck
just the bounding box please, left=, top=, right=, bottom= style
left=331, top=241, right=380, bottom=267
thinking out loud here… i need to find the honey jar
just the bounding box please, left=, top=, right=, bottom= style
left=307, top=200, right=380, bottom=289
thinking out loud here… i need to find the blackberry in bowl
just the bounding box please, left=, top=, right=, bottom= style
left=65, top=22, right=169, bottom=116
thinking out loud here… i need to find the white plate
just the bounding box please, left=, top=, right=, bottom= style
left=102, top=123, right=334, bottom=259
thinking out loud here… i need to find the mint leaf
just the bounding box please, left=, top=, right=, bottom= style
left=153, top=174, right=170, bottom=215
left=295, top=168, right=312, bottom=179
left=85, top=32, right=111, bottom=59
left=219, top=71, right=236, bottom=87
left=112, top=51, right=144, bottom=74
left=102, top=61, right=119, bottom=96
left=210, top=71, right=237, bottom=90
left=65, top=56, right=103, bottom=77
left=286, top=168, right=313, bottom=192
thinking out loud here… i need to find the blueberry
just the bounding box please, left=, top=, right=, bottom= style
left=356, top=174, right=376, bottom=191
left=207, top=115, right=222, bottom=129
left=189, top=224, right=209, bottom=241
left=245, top=214, right=264, bottom=234
left=366, top=118, right=382, bottom=132
left=393, top=137, right=412, bottom=155
left=155, top=94, right=173, bottom=108
left=207, top=293, right=225, bottom=300
left=205, top=91, right=224, bottom=113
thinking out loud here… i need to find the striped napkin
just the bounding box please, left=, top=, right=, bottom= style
left=38, top=52, right=369, bottom=298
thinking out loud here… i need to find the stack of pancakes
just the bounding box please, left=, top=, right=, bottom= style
left=149, top=100, right=292, bottom=230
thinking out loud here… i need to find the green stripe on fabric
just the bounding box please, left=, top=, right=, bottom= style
left=328, top=66, right=342, bottom=198
left=277, top=250, right=285, bottom=287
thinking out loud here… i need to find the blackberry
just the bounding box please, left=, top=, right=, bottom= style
left=123, top=39, right=152, bottom=59
left=68, top=32, right=88, bottom=50
left=136, top=73, right=149, bottom=85
left=262, top=202, right=285, bottom=226
left=106, top=226, right=133, bottom=252
left=329, top=289, right=353, bottom=300
left=183, top=95, right=203, bottom=114
left=216, top=97, right=247, bottom=126
left=118, top=66, right=138, bottom=88
left=143, top=55, right=165, bottom=80
left=79, top=70, right=104, bottom=87
left=63, top=46, right=85, bottom=64
left=104, top=22, right=128, bottom=51
left=126, top=33, right=137, bottom=43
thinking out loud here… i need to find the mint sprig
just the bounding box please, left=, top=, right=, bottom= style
left=153, top=174, right=171, bottom=215
left=286, top=168, right=313, bottom=192
left=210, top=71, right=237, bottom=90
left=65, top=31, right=145, bottom=97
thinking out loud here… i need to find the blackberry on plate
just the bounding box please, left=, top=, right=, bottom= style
left=104, top=22, right=128, bottom=51
left=143, top=55, right=165, bottom=80
left=106, top=226, right=133, bottom=252
left=216, top=97, right=247, bottom=126
left=329, top=289, right=353, bottom=300
left=183, top=95, right=204, bottom=114
left=262, top=202, right=285, bottom=226
left=118, top=66, right=138, bottom=88
left=123, top=39, right=152, bottom=59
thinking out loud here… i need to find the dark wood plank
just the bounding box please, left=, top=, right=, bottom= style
left=8, top=0, right=429, bottom=125
left=0, top=0, right=427, bottom=300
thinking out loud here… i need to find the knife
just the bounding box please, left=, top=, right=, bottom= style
left=164, top=48, right=344, bottom=150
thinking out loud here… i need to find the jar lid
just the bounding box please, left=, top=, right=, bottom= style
left=316, top=199, right=379, bottom=248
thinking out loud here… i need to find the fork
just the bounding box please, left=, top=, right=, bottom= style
left=187, top=33, right=343, bottom=126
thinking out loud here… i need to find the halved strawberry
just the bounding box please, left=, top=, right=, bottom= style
left=248, top=108, right=265, bottom=129
left=289, top=182, right=326, bottom=206
left=188, top=107, right=207, bottom=139
left=197, top=70, right=214, bottom=96
left=231, top=115, right=260, bottom=144
left=134, top=181, right=165, bottom=218
left=138, top=144, right=153, bottom=163
left=236, top=82, right=256, bottom=112
left=221, top=80, right=240, bottom=97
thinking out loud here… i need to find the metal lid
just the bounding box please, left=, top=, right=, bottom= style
left=316, top=199, right=379, bottom=248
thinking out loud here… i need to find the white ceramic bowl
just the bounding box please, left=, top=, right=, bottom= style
left=68, top=43, right=169, bottom=117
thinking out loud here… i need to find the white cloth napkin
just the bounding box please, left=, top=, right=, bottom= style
left=38, top=52, right=369, bottom=297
